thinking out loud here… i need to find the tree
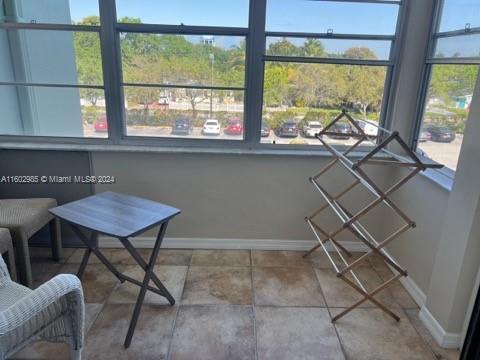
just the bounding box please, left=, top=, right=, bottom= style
left=263, top=64, right=290, bottom=107
left=267, top=38, right=299, bottom=56
left=301, top=39, right=325, bottom=57
left=74, top=16, right=103, bottom=105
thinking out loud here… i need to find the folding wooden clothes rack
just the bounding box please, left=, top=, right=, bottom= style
left=303, top=110, right=443, bottom=322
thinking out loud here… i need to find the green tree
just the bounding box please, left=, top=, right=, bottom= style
left=301, top=39, right=325, bottom=57
left=263, top=64, right=290, bottom=107
left=267, top=38, right=299, bottom=56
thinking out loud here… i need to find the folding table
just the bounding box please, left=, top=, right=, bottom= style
left=49, top=191, right=181, bottom=348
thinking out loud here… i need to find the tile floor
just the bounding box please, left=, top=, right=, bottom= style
left=10, top=248, right=460, bottom=360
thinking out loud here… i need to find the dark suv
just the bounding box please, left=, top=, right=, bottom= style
left=329, top=123, right=352, bottom=139
left=278, top=121, right=299, bottom=137
left=171, top=118, right=193, bottom=135
left=425, top=125, right=455, bottom=143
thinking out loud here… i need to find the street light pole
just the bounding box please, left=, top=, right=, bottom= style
left=209, top=53, right=214, bottom=118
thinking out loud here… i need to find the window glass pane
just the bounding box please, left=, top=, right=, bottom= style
left=266, top=0, right=399, bottom=35
left=418, top=64, right=479, bottom=170
left=266, top=37, right=391, bottom=60
left=0, top=0, right=100, bottom=25
left=120, top=34, right=245, bottom=88
left=0, top=29, right=103, bottom=86
left=116, top=0, right=249, bottom=27
left=434, top=33, right=480, bottom=58
left=0, top=84, right=107, bottom=138
left=261, top=62, right=387, bottom=145
left=124, top=86, right=244, bottom=140
left=438, top=0, right=480, bottom=32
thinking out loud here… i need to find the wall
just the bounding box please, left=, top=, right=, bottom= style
left=92, top=151, right=387, bottom=242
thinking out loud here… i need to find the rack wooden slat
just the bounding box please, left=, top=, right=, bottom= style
left=303, top=110, right=443, bottom=322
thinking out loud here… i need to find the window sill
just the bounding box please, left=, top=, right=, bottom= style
left=0, top=140, right=369, bottom=158
left=417, top=163, right=454, bottom=192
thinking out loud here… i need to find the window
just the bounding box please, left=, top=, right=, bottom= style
left=119, top=33, right=246, bottom=140
left=0, top=0, right=405, bottom=150
left=261, top=0, right=400, bottom=146
left=416, top=0, right=480, bottom=171
left=115, top=1, right=248, bottom=142
left=0, top=0, right=106, bottom=138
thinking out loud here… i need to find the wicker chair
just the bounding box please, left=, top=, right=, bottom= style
left=0, top=256, right=84, bottom=360
left=0, top=228, right=16, bottom=282
left=0, top=198, right=62, bottom=287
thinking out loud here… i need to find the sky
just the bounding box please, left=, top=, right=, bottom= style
left=66, top=0, right=479, bottom=59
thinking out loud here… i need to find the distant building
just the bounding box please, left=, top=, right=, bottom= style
left=202, top=36, right=215, bottom=47
left=453, top=94, right=473, bottom=109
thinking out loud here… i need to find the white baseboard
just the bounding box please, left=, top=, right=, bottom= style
left=419, top=306, right=461, bottom=349
left=98, top=236, right=370, bottom=252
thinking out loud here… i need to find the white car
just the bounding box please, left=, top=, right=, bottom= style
left=302, top=121, right=323, bottom=138
left=357, top=120, right=379, bottom=137
left=202, top=119, right=221, bottom=135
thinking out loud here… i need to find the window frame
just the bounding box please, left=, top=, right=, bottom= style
left=0, top=0, right=407, bottom=152
left=412, top=0, right=480, bottom=174
left=0, top=2, right=112, bottom=144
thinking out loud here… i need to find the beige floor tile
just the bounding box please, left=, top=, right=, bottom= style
left=253, top=267, right=325, bottom=306
left=10, top=303, right=104, bottom=360
left=66, top=248, right=104, bottom=264
left=30, top=247, right=76, bottom=263
left=60, top=263, right=123, bottom=303
left=332, top=307, right=434, bottom=360
left=84, top=304, right=177, bottom=360
left=106, top=248, right=150, bottom=265
left=190, top=249, right=251, bottom=267
left=31, top=262, right=63, bottom=289
left=405, top=309, right=460, bottom=360
left=308, top=251, right=368, bottom=269
left=314, top=266, right=397, bottom=309
left=182, top=266, right=252, bottom=305
left=156, top=249, right=193, bottom=266
left=252, top=250, right=311, bottom=268
left=374, top=266, right=419, bottom=309
left=108, top=265, right=187, bottom=305
left=169, top=305, right=255, bottom=360
left=256, top=307, right=345, bottom=360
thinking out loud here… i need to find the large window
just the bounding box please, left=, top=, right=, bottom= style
left=416, top=0, right=480, bottom=171
left=261, top=0, right=400, bottom=146
left=0, top=0, right=404, bottom=149
left=0, top=0, right=107, bottom=138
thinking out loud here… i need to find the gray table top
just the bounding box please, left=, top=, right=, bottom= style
left=49, top=191, right=181, bottom=238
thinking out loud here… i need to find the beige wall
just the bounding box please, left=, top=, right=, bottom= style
left=92, top=152, right=387, bottom=242
left=380, top=169, right=450, bottom=293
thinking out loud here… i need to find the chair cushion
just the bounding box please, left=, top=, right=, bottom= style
left=0, top=281, right=32, bottom=312
left=0, top=199, right=57, bottom=240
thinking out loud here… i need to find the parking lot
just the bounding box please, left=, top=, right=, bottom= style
left=84, top=123, right=461, bottom=169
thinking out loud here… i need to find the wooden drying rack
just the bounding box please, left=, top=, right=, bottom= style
left=303, top=110, right=443, bottom=322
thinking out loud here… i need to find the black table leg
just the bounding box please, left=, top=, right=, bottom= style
left=124, top=221, right=172, bottom=348
left=69, top=223, right=125, bottom=283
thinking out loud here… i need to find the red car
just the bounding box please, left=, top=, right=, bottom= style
left=224, top=118, right=243, bottom=135
left=94, top=115, right=108, bottom=133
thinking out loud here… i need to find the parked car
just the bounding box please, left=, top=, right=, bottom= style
left=418, top=129, right=432, bottom=142
left=224, top=118, right=243, bottom=135
left=171, top=118, right=193, bottom=135
left=94, top=115, right=108, bottom=133
left=261, top=122, right=270, bottom=137
left=278, top=120, right=299, bottom=137
left=425, top=125, right=456, bottom=143
left=329, top=123, right=352, bottom=139
left=356, top=120, right=379, bottom=137
left=202, top=119, right=221, bottom=135
left=302, top=121, right=323, bottom=138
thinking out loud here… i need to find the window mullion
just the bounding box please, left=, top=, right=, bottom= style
left=99, top=0, right=124, bottom=144
left=244, top=0, right=267, bottom=147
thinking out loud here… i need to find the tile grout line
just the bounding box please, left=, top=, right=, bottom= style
left=165, top=253, right=191, bottom=360
left=250, top=250, right=259, bottom=360
left=311, top=260, right=350, bottom=360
